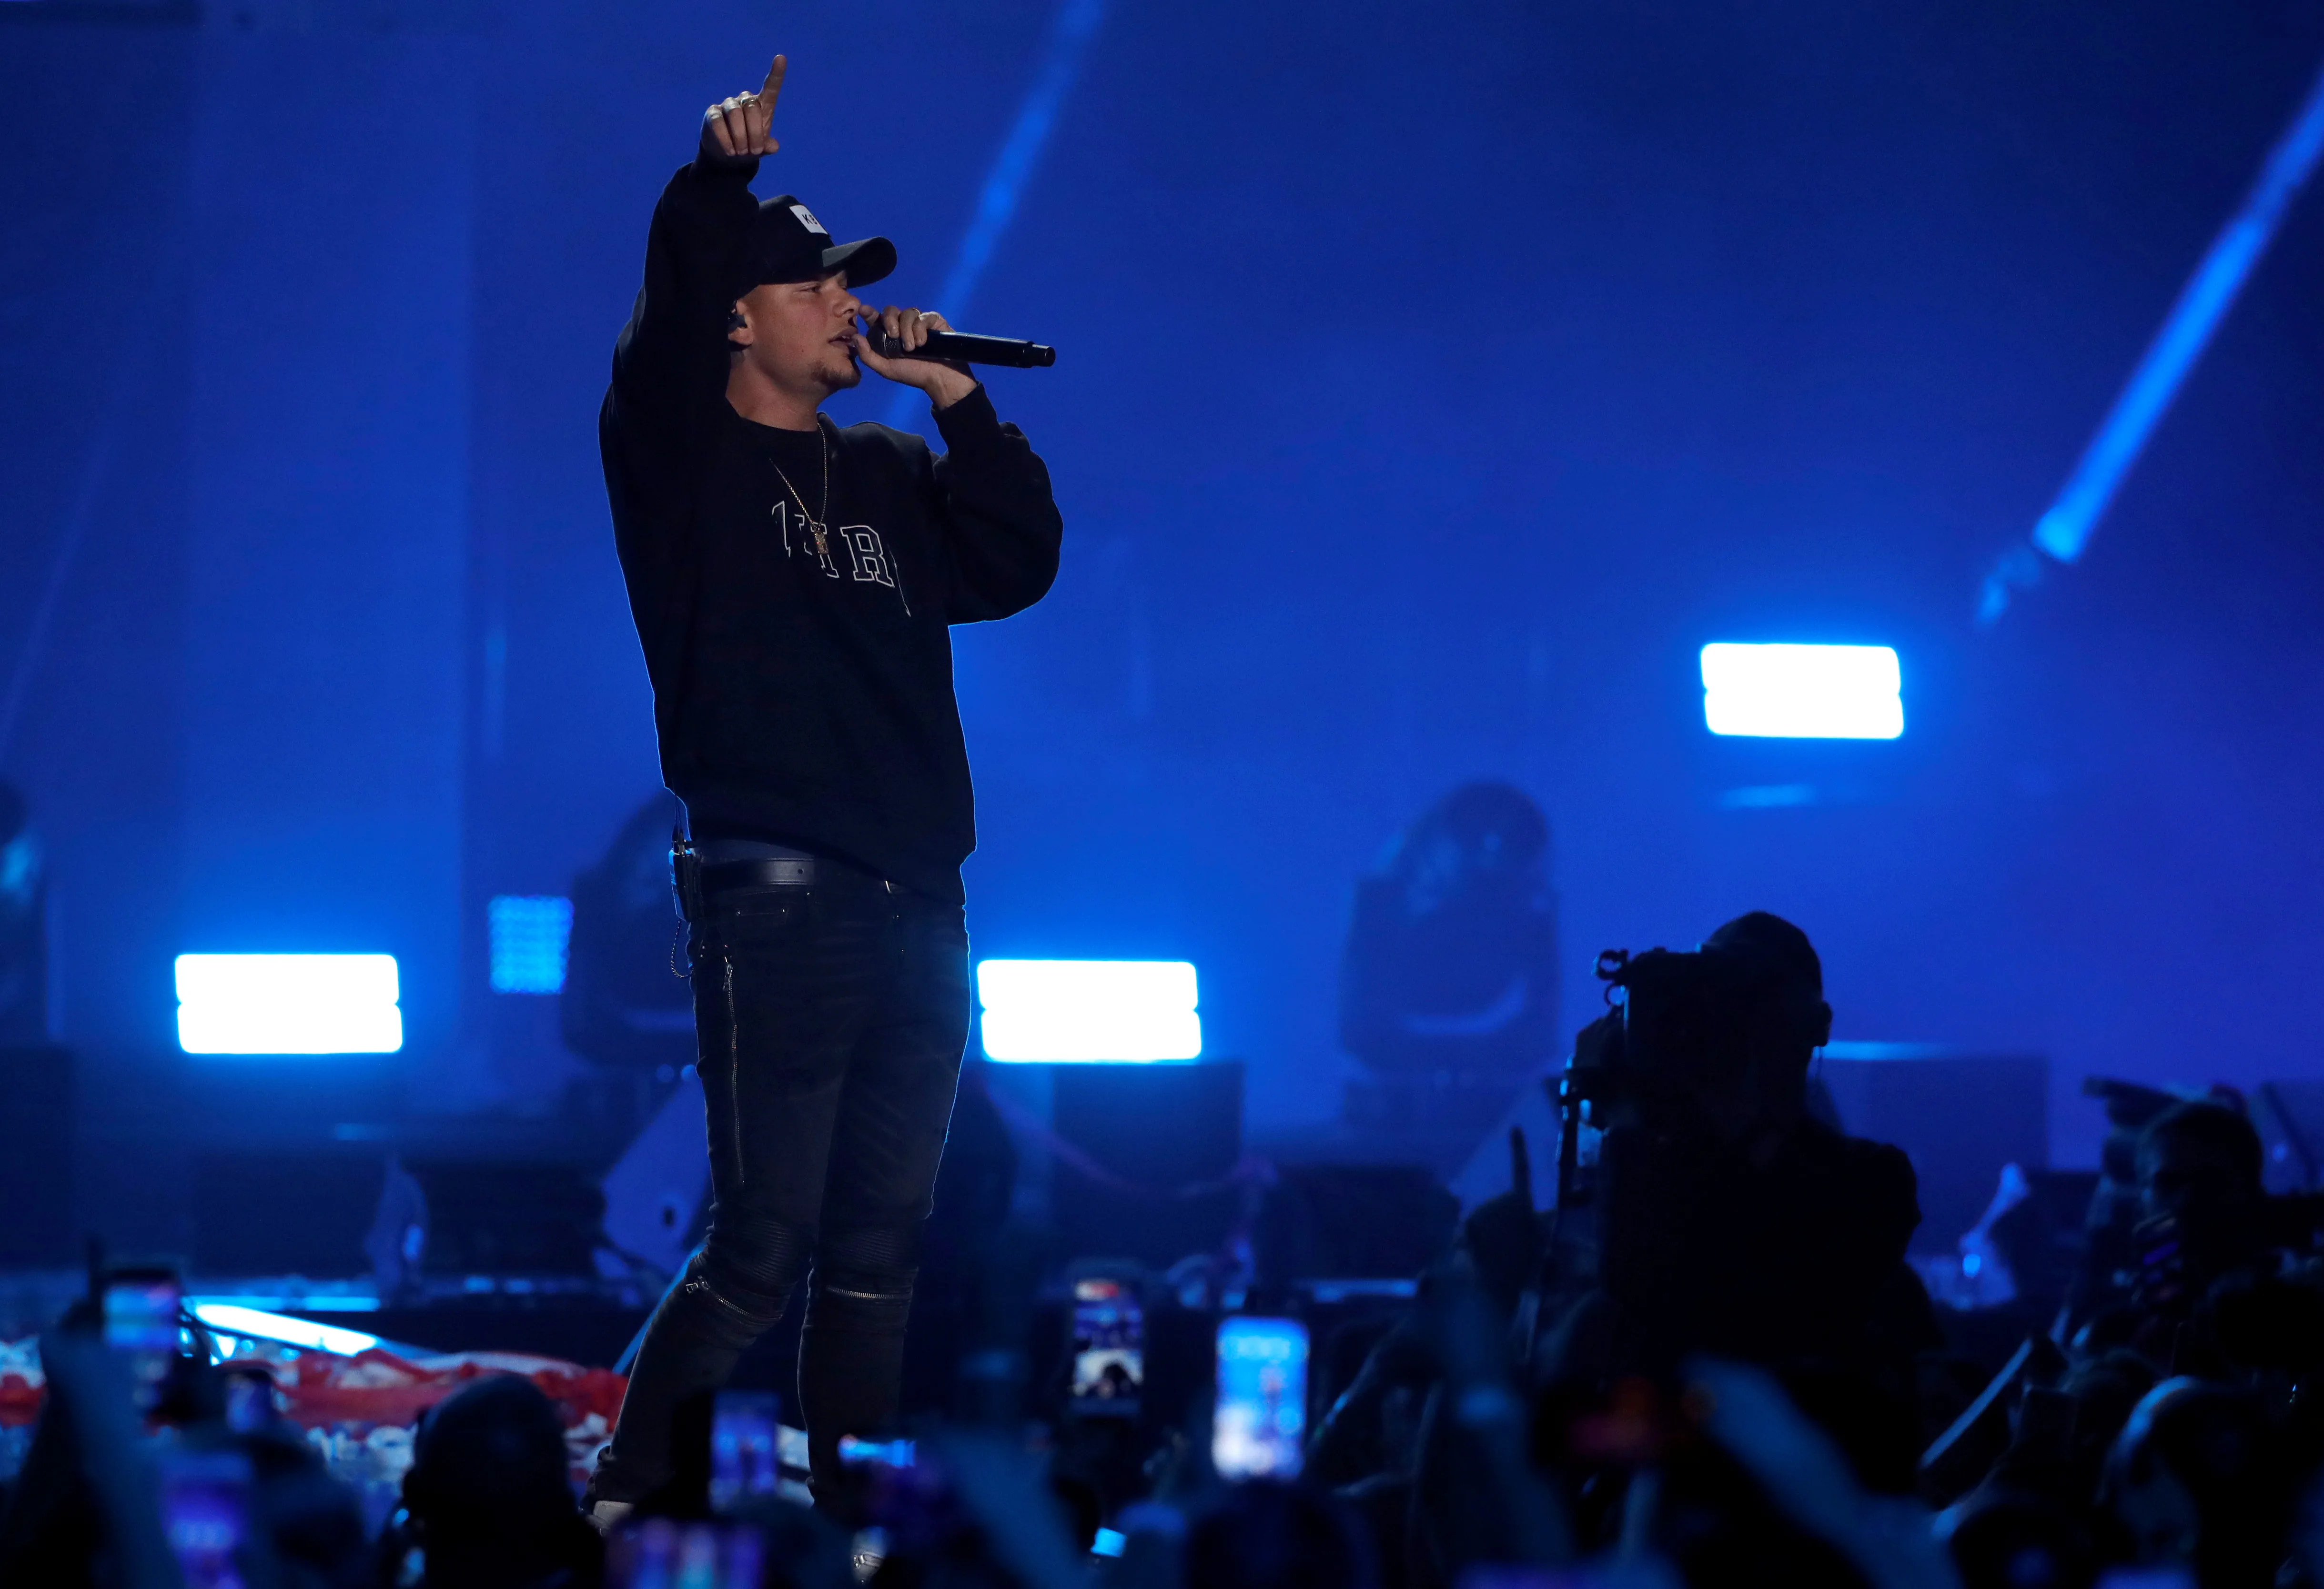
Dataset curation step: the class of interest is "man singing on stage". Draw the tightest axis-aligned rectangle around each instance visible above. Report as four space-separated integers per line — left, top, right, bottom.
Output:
587 50 1063 1518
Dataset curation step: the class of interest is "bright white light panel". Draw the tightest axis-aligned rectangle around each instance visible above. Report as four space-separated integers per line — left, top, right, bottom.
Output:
1701 643 1903 740
175 953 403 1055
488 895 573 994
191 1302 381 1357
976 959 1201 1063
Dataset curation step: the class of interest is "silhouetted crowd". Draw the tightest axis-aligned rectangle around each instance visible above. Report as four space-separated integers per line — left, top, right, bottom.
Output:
7 915 2324 1588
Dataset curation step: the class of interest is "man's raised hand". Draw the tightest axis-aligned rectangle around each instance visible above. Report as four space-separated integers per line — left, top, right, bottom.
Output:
702 54 785 161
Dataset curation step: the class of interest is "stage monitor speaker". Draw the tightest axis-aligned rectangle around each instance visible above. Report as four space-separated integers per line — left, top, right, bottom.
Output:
409 1160 605 1277
1254 1164 1458 1286
1817 1045 2048 1255
0 1045 73 1265
196 1151 606 1279
195 1150 382 1276
1049 1061 1242 1269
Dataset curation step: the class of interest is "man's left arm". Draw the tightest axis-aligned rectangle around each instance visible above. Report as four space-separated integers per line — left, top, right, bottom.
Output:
859 306 1064 622
927 387 1064 621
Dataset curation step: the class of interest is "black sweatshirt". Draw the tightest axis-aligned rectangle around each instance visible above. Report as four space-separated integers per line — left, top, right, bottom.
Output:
601 151 1063 904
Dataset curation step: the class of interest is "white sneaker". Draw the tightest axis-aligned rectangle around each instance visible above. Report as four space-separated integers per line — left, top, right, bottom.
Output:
588 1499 636 1536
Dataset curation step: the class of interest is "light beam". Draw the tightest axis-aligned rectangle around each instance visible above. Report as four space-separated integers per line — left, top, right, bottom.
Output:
881 0 1108 428
1980 56 2324 623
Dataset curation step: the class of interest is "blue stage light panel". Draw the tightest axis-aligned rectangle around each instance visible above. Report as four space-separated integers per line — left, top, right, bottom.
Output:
488 895 573 994
1700 643 1903 740
976 959 1201 1062
175 953 403 1055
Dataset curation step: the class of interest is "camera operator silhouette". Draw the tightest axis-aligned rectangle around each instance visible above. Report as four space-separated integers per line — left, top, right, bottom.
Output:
1540 912 1939 1417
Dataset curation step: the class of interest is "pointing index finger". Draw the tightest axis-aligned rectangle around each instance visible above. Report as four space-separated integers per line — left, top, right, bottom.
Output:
760 53 787 107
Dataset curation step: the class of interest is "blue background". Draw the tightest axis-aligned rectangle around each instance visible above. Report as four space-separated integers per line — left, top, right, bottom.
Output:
3 0 2322 1223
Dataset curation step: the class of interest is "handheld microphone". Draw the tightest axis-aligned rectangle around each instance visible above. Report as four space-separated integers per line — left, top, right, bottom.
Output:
867 329 1056 368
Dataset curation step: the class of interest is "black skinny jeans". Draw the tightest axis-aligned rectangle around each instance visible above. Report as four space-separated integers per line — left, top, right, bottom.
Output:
592 865 970 1501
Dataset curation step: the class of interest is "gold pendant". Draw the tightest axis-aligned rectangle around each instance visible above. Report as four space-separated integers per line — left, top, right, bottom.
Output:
808 521 830 557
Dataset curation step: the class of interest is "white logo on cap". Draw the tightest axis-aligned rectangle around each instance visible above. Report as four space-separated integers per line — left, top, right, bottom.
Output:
789 204 829 236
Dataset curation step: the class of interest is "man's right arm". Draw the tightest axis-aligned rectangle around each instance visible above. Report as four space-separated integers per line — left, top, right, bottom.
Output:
602 57 787 477
603 61 786 677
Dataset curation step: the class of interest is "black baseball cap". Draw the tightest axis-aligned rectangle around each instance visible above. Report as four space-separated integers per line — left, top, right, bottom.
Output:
744 193 895 290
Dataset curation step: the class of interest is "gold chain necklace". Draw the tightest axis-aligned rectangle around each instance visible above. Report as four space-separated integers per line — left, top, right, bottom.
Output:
768 422 830 558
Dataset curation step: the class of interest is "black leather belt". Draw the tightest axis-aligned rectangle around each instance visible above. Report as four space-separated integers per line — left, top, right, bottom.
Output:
702 856 815 893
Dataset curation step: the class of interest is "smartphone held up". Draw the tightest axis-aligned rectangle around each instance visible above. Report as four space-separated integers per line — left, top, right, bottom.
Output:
1212 1315 1308 1481
1070 1277 1144 1416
